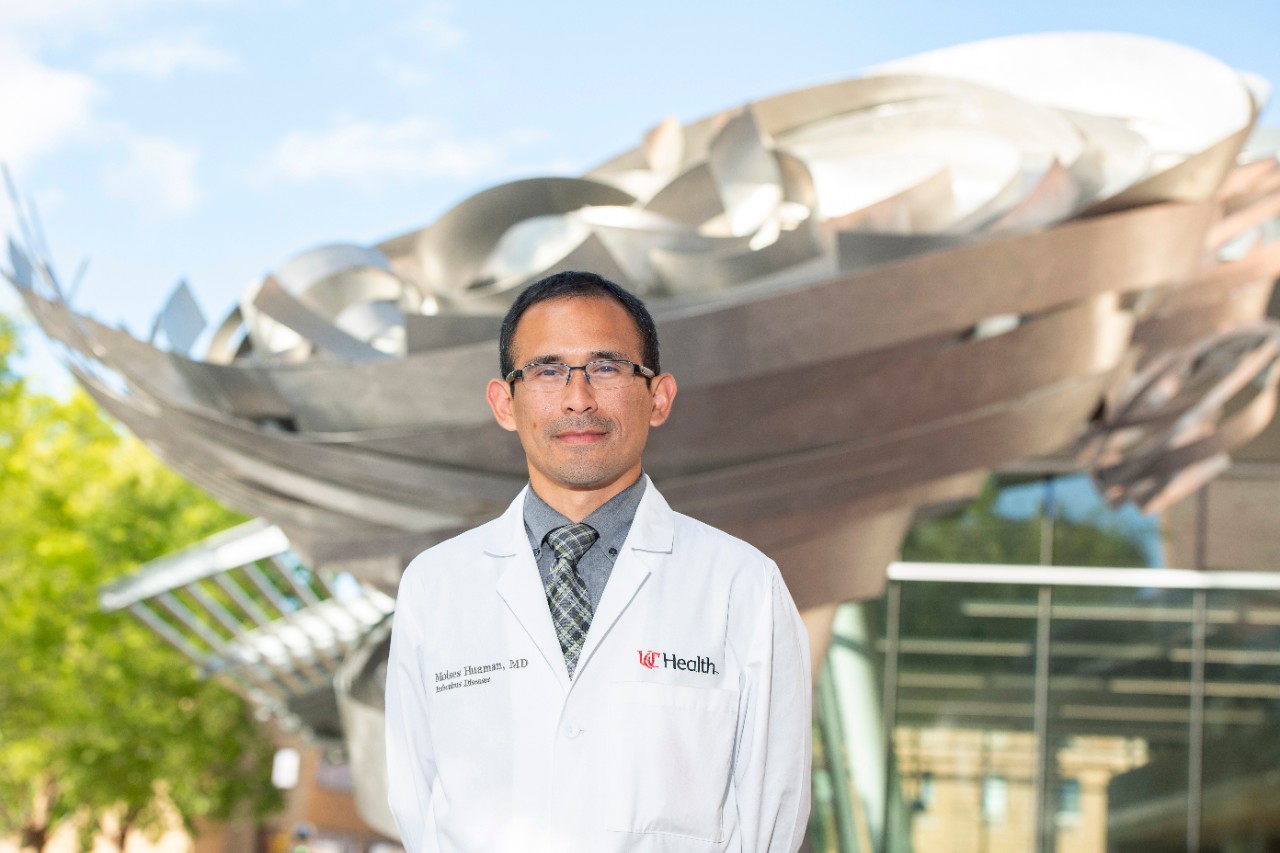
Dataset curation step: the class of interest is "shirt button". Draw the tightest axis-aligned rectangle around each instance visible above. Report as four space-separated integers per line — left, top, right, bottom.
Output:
563 723 580 739
607 547 617 556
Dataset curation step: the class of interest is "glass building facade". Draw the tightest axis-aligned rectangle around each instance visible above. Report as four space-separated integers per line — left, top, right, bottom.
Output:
809 563 1280 853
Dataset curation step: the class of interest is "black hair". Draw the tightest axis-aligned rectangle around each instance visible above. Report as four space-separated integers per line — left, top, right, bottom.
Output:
498 271 660 378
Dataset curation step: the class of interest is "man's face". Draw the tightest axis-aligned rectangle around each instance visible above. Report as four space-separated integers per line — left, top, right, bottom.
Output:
486 296 676 504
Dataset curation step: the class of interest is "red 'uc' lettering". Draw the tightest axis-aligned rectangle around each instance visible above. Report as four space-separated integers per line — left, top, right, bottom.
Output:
638 650 660 669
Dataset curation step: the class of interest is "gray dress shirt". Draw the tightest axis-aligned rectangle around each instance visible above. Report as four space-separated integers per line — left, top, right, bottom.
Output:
523 474 648 610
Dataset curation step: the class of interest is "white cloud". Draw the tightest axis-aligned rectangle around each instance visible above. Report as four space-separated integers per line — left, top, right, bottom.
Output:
0 11 222 218
0 0 159 32
102 128 203 217
408 8 463 49
94 34 237 78
0 0 231 47
0 39 99 172
256 114 545 192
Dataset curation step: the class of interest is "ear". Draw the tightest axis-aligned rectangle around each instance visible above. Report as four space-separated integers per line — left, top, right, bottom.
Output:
486 379 519 432
647 373 678 427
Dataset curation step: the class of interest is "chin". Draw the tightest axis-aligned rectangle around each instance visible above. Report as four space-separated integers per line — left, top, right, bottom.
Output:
552 464 630 490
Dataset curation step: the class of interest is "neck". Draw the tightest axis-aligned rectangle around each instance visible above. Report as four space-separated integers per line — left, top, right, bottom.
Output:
529 469 642 522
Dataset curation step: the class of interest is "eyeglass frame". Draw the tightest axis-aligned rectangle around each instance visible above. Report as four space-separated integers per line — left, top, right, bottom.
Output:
504 358 656 390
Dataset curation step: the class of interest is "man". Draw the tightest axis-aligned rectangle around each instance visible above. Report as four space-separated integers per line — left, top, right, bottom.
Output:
385 271 811 852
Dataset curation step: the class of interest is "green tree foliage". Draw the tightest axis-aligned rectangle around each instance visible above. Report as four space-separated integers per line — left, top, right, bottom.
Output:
0 315 282 851
901 478 1148 568
896 477 1150 644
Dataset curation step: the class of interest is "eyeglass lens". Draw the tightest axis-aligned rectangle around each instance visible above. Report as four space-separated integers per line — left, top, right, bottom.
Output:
522 360 637 390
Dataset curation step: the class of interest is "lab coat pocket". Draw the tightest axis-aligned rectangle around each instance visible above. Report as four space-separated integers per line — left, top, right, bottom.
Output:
602 681 739 842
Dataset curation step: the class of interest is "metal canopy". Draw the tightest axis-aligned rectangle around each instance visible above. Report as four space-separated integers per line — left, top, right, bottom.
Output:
100 519 395 739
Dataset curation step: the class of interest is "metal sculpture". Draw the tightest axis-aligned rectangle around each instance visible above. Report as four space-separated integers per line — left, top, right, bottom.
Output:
12 33 1278 606
7 32 1280 832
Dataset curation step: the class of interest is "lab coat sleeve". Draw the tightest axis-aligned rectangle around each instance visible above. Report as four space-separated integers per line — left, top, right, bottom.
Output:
385 570 437 853
734 566 813 852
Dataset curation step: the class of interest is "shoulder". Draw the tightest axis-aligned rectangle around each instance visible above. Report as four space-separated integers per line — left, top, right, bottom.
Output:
414 519 498 561
642 483 774 570
670 510 764 556
667 509 782 585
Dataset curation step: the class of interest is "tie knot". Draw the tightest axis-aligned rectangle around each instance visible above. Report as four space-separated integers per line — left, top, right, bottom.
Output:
547 522 598 564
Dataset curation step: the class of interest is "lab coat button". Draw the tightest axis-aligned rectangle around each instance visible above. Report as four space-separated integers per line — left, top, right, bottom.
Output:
563 722 580 738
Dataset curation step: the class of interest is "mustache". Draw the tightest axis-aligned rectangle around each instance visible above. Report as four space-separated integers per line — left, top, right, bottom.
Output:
547 415 614 435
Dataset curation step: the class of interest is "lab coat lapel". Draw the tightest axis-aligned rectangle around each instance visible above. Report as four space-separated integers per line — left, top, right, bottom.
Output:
488 489 572 691
577 484 675 675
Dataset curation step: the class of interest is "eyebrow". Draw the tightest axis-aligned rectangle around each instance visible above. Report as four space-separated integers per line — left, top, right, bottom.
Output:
524 350 631 365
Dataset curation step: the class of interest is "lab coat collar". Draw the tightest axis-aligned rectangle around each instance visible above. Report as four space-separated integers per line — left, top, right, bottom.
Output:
576 482 673 678
483 484 532 559
485 480 675 691
481 478 675 557
619 477 676 556
488 487 569 689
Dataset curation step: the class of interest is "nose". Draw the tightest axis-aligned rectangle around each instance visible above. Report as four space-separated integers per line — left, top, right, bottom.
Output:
561 368 597 412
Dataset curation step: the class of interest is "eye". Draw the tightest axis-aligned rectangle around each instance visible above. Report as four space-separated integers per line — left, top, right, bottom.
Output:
529 364 565 379
591 361 625 375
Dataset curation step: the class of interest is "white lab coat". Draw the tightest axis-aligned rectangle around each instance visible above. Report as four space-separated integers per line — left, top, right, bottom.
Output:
385 484 811 853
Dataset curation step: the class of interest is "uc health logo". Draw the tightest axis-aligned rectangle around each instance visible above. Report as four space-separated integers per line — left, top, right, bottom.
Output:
637 649 718 675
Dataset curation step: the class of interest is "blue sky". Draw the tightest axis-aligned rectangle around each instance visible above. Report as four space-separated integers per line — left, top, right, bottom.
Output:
3 0 1279 385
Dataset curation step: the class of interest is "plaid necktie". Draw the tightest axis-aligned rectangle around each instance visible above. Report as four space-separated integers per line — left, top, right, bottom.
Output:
544 522 598 678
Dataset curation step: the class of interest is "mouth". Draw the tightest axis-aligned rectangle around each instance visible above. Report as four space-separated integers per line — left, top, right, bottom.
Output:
549 415 614 446
554 430 608 445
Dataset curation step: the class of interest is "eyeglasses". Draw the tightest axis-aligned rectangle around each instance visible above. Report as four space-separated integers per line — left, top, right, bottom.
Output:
505 359 655 392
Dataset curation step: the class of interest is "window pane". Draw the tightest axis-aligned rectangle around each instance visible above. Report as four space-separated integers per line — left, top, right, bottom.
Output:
1049 584 1191 853
1199 588 1280 850
892 580 1039 852
983 774 1008 822
1057 777 1081 819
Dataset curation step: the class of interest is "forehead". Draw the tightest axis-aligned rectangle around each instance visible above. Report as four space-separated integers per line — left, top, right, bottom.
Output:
510 296 644 361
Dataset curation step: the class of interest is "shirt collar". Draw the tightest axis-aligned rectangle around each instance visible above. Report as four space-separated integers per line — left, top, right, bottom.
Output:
523 474 648 556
